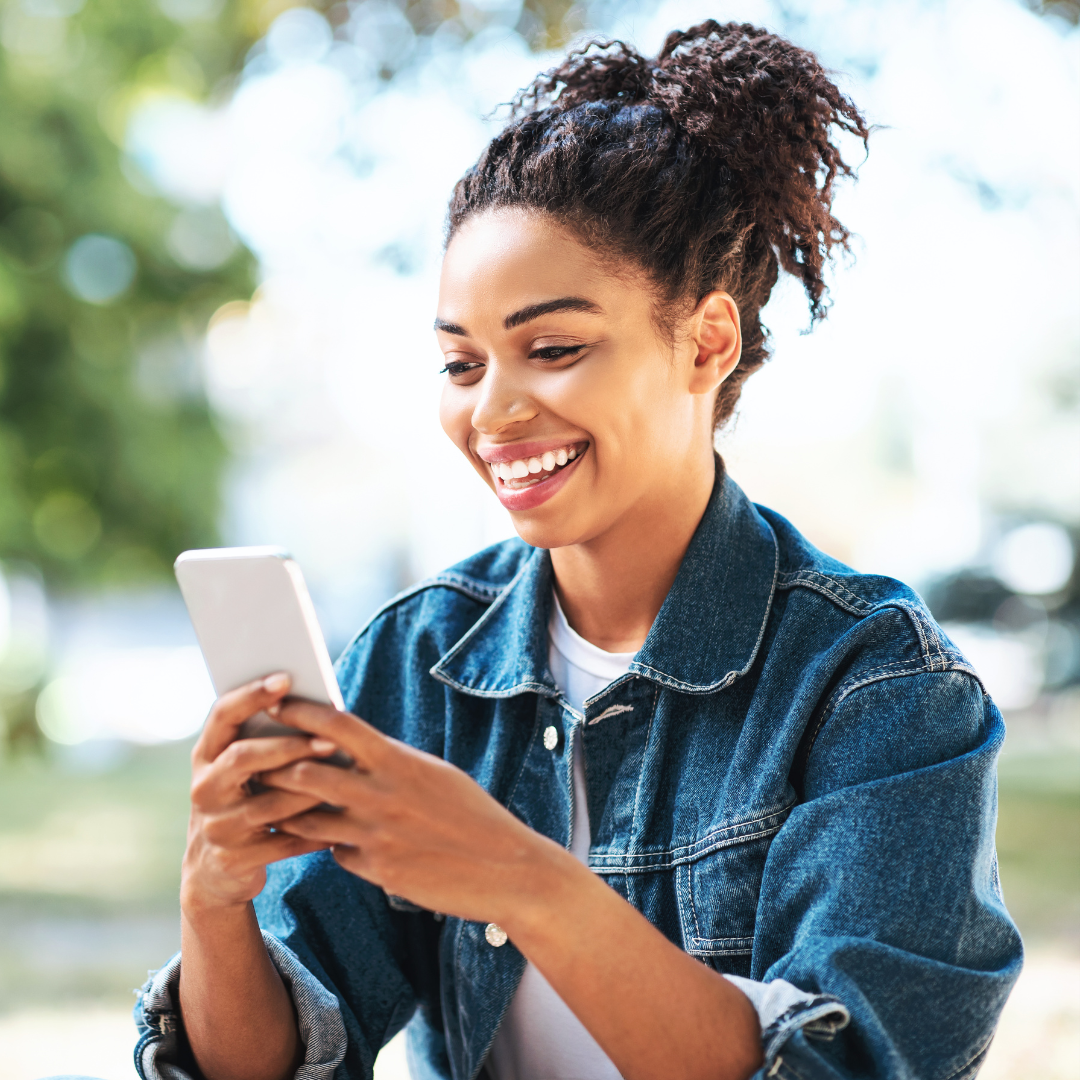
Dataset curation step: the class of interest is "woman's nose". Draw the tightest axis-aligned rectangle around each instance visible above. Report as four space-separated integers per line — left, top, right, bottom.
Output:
470 365 538 434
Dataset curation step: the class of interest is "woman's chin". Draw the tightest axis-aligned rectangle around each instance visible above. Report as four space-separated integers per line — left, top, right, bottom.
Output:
506 502 602 551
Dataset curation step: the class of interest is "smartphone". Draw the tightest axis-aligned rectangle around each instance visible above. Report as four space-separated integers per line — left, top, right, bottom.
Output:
174 546 350 764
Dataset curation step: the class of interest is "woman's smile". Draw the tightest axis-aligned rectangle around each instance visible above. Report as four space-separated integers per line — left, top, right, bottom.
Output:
479 439 589 510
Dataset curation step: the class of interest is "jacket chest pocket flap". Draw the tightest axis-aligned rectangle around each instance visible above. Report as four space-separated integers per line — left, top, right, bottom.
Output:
676 827 777 963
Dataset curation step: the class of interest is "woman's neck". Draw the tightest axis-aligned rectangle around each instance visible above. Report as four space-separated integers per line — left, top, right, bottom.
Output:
550 455 717 654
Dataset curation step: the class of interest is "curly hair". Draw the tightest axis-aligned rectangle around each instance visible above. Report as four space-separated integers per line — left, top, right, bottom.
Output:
446 21 870 428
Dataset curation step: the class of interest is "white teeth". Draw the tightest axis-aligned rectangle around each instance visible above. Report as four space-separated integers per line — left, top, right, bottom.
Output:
491 445 584 484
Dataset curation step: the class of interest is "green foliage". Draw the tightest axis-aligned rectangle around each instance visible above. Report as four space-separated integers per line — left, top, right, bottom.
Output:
0 0 258 588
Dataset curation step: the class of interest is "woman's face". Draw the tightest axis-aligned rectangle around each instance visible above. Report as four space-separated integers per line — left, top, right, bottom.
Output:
437 209 731 551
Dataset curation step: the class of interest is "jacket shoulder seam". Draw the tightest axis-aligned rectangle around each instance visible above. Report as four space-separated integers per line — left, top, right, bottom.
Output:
776 568 874 615
804 661 985 765
341 573 512 655
778 571 960 673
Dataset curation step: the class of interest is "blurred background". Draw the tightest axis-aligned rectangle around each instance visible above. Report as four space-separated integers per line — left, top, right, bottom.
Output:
0 0 1076 1076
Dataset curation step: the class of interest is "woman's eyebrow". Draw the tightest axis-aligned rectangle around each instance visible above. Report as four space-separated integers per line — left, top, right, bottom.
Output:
434 318 467 335
504 296 602 329
433 297 602 337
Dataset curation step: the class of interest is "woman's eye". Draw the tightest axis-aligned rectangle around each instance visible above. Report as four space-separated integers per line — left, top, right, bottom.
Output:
531 345 585 362
440 361 483 376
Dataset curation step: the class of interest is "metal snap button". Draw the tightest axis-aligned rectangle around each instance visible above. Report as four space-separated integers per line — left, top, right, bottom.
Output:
543 725 558 751
485 922 508 947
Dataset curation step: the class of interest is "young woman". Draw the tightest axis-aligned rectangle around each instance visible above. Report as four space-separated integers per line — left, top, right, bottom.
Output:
136 21 1022 1080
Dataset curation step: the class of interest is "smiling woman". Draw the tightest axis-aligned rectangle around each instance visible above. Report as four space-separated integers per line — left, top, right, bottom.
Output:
135 20 1021 1080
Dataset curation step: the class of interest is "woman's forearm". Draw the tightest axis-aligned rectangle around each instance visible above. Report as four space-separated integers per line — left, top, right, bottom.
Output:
179 900 303 1080
501 850 763 1080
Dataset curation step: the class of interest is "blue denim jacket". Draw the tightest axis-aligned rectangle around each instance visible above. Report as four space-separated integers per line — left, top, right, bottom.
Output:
136 465 1022 1080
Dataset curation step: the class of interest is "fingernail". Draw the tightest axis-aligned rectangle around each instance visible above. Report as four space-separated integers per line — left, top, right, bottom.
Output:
264 673 290 693
267 702 281 718
310 738 336 753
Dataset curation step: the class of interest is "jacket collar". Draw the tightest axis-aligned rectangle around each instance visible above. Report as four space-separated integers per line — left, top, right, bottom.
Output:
430 459 778 698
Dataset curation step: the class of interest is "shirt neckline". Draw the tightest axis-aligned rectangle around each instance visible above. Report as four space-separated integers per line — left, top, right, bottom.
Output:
548 589 637 683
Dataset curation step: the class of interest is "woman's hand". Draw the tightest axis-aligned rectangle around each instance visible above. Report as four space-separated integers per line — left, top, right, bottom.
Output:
259 699 574 925
181 674 339 914
260 701 761 1080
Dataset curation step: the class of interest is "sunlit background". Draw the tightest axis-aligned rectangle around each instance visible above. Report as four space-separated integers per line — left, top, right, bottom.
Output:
0 0 1077 1076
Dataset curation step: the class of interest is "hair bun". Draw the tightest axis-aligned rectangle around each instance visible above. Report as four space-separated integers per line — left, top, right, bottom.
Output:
454 21 870 428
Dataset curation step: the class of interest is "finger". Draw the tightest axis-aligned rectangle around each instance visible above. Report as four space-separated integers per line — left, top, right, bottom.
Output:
198 791 324 848
248 833 331 865
242 788 328 829
276 808 365 847
221 735 340 784
225 832 331 870
191 736 340 811
260 758 364 806
330 844 374 881
195 673 292 763
275 700 387 770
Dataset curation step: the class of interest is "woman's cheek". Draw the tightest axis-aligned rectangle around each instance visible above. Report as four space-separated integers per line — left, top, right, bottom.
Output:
438 382 472 454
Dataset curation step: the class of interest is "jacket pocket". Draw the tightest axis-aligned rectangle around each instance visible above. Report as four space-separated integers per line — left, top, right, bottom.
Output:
676 830 775 960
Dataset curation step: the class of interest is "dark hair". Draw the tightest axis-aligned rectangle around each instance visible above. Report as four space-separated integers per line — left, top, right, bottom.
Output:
447 21 870 428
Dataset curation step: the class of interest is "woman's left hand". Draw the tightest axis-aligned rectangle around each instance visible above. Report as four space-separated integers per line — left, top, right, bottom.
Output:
263 700 763 1080
259 700 576 925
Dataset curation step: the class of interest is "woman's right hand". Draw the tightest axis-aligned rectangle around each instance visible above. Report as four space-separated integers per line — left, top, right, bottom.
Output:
181 672 337 914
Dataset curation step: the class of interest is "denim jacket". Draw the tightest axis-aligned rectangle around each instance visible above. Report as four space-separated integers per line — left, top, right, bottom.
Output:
136 464 1022 1080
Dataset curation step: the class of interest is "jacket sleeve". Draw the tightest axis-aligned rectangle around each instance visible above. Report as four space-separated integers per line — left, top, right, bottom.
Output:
134 930 347 1080
748 669 1022 1080
252 849 447 1078
133 851 446 1080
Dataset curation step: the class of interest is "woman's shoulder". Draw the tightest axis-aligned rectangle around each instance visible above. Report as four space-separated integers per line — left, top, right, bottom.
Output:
755 502 981 689
335 537 534 674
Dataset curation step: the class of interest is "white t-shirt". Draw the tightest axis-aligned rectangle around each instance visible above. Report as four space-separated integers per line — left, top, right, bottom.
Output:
485 593 816 1080
486 591 634 1080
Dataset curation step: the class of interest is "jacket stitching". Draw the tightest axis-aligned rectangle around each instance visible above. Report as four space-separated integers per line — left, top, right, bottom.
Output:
687 943 754 956
430 673 559 700
802 662 982 767
429 554 537 676
832 660 983 711
676 862 692 949
775 581 965 681
900 600 933 670
590 804 793 870
776 1056 808 1080
687 865 758 953
348 570 516 655
943 1028 996 1080
689 833 703 942
627 664 741 694
594 799 794 859
626 685 660 857
504 705 545 816
803 660 929 762
776 570 872 614
625 518 779 694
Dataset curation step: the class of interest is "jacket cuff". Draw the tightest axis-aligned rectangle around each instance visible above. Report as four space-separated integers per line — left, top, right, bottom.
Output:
724 974 850 1071
134 931 347 1080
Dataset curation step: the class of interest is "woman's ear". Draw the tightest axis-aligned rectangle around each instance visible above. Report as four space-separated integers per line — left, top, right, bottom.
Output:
689 291 741 395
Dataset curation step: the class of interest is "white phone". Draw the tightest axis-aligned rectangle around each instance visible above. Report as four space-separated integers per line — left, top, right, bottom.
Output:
174 546 349 760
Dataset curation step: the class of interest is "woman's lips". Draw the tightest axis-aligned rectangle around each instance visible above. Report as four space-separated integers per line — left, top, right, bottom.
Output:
489 444 588 511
